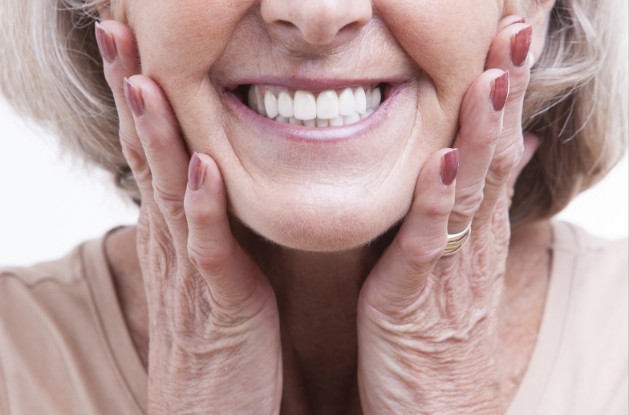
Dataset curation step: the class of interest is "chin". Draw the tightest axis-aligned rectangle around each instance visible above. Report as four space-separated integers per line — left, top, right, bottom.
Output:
231 193 410 252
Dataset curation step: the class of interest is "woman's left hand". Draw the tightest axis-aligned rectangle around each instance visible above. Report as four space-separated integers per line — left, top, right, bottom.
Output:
357 17 538 414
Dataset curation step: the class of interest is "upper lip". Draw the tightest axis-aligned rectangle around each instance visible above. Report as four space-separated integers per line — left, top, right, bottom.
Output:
223 76 408 92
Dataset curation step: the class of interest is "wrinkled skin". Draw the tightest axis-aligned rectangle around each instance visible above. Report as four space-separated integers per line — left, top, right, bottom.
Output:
97 0 553 413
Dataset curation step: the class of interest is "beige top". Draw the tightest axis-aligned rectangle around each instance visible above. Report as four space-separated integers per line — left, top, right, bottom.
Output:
0 221 627 415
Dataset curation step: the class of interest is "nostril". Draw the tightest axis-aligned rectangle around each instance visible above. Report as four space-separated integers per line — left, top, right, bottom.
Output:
261 0 372 47
276 20 297 30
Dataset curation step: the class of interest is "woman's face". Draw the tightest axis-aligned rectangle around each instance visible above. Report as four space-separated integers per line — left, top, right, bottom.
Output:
122 0 524 251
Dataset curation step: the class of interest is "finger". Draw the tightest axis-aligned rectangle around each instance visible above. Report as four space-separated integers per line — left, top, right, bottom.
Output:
485 21 532 143
506 133 541 192
95 21 145 171
363 148 458 309
124 75 191 249
184 153 272 315
481 22 533 217
447 69 508 233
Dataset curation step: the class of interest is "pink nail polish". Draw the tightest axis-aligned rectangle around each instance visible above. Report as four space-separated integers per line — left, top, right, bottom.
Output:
441 149 459 186
124 78 145 117
511 25 533 67
95 22 117 64
188 153 206 191
490 71 510 112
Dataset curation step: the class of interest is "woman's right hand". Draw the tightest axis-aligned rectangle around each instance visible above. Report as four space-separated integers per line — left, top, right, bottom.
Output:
95 21 282 414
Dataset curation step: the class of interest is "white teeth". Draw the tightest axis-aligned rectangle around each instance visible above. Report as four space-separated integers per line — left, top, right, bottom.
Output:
338 88 356 116
247 85 384 128
293 90 317 120
316 90 339 120
330 116 344 127
354 87 367 114
316 119 329 127
370 87 381 110
278 90 294 118
343 112 361 125
264 90 279 119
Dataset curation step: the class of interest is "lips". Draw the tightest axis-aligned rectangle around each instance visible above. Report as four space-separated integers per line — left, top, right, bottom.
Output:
244 85 384 127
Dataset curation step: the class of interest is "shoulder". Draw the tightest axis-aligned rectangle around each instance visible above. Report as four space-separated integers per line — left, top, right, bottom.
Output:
0 244 86 288
0 236 146 414
0 242 92 326
509 222 628 415
542 221 627 414
0 241 97 356
551 220 627 286
550 220 627 339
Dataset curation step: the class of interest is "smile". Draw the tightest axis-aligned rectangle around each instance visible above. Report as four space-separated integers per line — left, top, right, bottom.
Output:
223 79 407 143
243 84 384 127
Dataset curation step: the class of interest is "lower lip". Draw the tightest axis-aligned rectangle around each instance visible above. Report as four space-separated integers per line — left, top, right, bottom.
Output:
223 84 407 143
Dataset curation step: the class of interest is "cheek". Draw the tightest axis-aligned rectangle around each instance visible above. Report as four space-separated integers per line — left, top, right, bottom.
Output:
129 1 255 86
377 0 500 105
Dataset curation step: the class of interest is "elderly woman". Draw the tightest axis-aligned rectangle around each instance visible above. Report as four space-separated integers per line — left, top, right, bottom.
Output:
0 0 627 413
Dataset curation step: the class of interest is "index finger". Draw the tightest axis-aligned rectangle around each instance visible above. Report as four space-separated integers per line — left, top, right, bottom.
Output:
95 20 145 168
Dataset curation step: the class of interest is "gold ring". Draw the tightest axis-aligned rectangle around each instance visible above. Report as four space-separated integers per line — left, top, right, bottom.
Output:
443 223 472 256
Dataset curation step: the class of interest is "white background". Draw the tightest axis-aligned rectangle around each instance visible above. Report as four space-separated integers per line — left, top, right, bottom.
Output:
1 97 627 267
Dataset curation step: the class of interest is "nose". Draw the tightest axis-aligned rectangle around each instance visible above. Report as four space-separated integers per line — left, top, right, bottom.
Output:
261 0 372 46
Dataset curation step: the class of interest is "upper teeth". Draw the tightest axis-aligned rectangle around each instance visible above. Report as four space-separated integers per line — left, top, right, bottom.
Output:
247 85 382 127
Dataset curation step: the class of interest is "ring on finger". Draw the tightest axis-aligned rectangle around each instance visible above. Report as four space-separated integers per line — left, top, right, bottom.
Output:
443 222 472 257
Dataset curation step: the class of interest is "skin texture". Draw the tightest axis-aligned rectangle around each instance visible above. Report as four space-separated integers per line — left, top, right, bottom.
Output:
108 0 546 251
97 0 556 413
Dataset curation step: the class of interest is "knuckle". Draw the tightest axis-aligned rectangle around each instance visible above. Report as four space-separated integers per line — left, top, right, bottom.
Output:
185 196 216 224
134 166 153 192
153 186 184 219
119 129 141 155
140 129 170 155
187 238 233 273
453 189 484 219
422 199 453 218
491 144 523 178
395 234 444 269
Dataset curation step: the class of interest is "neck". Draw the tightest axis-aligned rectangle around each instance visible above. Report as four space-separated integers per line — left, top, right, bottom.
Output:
233 220 394 413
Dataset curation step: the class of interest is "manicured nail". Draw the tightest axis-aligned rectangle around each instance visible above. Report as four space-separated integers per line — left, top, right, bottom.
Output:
511 25 532 67
124 78 145 117
188 153 206 191
441 149 459 186
490 71 510 112
95 22 117 64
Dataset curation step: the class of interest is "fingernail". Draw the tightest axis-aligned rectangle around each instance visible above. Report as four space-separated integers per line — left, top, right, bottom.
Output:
441 149 459 186
490 71 510 112
511 25 533 67
188 153 206 191
124 78 145 117
95 22 117 64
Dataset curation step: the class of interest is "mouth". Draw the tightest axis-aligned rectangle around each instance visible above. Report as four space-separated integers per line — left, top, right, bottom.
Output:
231 84 389 128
